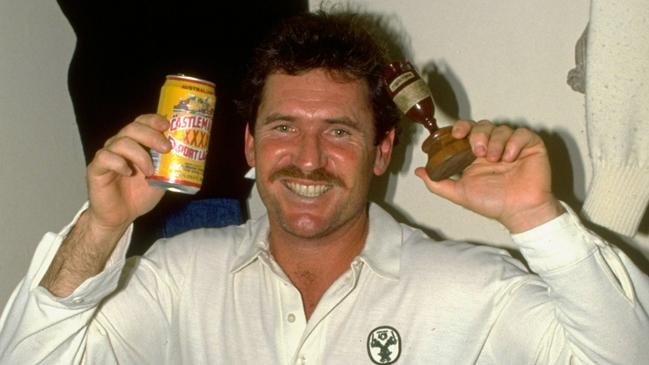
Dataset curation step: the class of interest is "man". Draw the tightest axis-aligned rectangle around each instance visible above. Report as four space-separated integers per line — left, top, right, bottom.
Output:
1 10 648 364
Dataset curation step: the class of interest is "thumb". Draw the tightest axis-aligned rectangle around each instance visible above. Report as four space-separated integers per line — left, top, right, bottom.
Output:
415 167 463 206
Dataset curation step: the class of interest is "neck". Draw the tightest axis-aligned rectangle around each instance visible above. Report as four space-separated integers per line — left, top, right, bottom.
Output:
268 211 369 319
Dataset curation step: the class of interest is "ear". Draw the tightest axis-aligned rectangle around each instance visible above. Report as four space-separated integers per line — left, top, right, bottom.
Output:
373 128 395 176
244 123 256 167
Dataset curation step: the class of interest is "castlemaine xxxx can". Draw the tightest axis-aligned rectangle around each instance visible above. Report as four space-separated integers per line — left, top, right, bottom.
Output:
147 74 216 194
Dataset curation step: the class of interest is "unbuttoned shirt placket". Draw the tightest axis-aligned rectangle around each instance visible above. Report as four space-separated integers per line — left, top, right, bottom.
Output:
258 251 364 365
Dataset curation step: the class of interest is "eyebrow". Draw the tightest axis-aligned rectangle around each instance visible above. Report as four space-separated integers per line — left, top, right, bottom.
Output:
262 113 296 125
261 113 362 130
324 117 361 131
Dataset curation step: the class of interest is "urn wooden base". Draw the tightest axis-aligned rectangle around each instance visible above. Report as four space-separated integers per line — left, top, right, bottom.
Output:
422 126 476 181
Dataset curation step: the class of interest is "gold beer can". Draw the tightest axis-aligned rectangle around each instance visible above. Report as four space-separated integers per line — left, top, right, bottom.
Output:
147 74 216 194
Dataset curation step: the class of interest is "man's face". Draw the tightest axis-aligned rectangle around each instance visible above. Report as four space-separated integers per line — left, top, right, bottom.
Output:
245 69 394 240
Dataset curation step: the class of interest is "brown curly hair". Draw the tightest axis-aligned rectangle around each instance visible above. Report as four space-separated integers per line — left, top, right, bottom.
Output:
238 10 400 145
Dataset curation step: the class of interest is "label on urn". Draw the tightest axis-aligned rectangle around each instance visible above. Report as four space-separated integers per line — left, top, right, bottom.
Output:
391 78 433 115
388 71 416 92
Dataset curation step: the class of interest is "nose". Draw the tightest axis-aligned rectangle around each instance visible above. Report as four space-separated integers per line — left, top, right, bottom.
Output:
294 133 325 172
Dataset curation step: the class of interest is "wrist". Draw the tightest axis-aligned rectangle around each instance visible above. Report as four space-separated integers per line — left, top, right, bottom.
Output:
84 209 131 243
502 198 565 233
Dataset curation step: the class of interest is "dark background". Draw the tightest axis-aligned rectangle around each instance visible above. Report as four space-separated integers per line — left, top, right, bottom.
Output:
57 0 308 253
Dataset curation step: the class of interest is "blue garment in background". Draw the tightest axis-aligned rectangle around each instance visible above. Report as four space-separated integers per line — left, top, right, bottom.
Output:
162 198 243 238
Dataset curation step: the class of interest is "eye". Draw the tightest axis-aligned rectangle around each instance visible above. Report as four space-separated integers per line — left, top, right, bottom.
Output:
331 128 351 137
273 124 293 133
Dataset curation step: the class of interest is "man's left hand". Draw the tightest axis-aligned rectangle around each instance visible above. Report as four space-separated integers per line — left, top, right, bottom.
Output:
415 120 564 233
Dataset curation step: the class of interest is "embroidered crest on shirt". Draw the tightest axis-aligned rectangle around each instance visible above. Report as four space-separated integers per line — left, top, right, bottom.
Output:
367 326 401 364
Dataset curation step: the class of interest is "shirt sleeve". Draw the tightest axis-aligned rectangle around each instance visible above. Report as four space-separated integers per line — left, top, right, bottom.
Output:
580 0 649 237
491 204 649 364
0 203 133 364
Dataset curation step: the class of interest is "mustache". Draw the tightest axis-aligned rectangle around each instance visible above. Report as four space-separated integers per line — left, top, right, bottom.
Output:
269 165 345 187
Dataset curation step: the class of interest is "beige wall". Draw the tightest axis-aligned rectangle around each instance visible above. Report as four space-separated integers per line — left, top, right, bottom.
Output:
0 2 86 312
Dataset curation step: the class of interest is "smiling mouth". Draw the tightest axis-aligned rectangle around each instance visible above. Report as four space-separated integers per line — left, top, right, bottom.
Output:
284 181 332 198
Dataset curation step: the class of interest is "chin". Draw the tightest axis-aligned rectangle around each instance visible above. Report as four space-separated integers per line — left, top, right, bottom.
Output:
281 215 333 239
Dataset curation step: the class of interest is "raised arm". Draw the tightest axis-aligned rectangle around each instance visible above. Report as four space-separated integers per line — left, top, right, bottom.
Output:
40 114 171 297
0 114 174 364
416 119 564 233
416 120 649 363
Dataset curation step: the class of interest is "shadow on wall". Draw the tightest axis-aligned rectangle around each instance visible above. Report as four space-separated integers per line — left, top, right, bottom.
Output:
422 61 472 121
640 212 649 235
370 56 474 242
539 129 584 210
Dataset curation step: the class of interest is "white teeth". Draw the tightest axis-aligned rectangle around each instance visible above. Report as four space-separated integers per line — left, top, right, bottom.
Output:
285 181 331 198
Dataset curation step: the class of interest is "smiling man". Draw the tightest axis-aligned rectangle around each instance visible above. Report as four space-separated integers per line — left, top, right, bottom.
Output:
1 10 648 365
245 69 394 318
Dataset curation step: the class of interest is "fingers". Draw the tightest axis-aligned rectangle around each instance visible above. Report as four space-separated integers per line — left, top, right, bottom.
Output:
452 119 540 163
90 148 136 177
136 113 171 132
93 137 156 177
90 114 171 178
415 167 462 205
450 120 474 139
105 114 171 152
502 127 541 161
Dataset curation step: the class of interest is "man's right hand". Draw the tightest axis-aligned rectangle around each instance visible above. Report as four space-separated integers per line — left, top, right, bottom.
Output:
86 114 171 235
40 114 171 297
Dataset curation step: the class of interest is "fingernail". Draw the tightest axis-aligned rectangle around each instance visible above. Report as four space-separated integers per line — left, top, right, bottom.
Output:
157 117 169 129
160 139 171 151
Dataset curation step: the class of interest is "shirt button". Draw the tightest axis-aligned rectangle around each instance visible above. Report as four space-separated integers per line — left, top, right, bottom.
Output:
287 313 296 323
71 297 84 305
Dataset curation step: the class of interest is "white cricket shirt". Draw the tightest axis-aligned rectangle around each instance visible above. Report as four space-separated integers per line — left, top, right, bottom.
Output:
1 203 648 364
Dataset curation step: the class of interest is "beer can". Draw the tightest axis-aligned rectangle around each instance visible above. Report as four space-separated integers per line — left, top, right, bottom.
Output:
147 74 216 194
